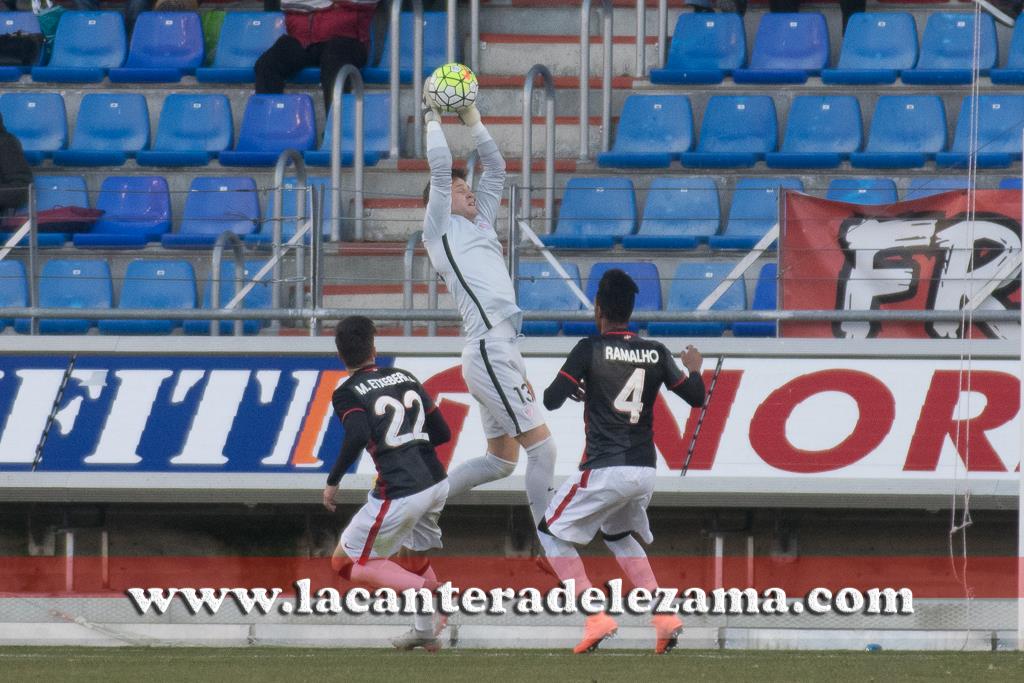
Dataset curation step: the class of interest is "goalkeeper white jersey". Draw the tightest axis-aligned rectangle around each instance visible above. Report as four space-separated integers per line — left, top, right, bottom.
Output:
422 121 521 342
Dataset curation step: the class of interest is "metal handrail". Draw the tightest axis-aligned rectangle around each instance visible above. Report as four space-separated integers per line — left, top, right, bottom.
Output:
402 230 422 336
657 0 668 69
446 0 457 63
310 183 325 336
470 0 480 72
27 183 38 335
465 149 479 189
329 64 365 241
521 64 556 233
388 0 425 159
271 150 308 331
210 231 245 338
635 0 645 78
579 0 613 160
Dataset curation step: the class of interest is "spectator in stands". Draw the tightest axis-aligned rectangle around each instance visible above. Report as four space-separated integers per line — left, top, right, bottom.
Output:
73 0 155 36
254 0 379 110
0 113 32 212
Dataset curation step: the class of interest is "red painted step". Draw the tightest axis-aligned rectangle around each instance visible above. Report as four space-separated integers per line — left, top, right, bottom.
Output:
364 197 549 209
480 32 659 45
396 158 578 173
478 74 636 90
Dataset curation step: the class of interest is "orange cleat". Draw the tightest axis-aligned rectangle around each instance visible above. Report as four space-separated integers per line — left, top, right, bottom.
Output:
652 614 683 654
573 612 618 654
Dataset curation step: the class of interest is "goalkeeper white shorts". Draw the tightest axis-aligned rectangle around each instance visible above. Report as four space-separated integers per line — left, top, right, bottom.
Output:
461 335 545 439
339 479 449 564
543 466 655 546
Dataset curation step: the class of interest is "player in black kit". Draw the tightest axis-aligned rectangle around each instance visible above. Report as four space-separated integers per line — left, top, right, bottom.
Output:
324 316 451 652
539 269 705 655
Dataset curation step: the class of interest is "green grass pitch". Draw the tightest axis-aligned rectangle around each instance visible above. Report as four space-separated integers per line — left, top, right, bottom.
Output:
1 647 1023 682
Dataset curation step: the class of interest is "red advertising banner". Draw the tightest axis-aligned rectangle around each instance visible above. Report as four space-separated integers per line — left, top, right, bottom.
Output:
780 190 1021 338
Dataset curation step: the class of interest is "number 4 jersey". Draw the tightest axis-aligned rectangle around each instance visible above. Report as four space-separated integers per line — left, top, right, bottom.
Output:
544 331 705 470
331 365 448 500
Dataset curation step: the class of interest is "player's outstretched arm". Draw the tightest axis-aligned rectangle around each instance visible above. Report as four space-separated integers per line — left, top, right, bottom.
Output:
664 345 706 408
323 410 371 511
423 405 451 446
462 104 506 228
424 89 453 241
543 339 591 410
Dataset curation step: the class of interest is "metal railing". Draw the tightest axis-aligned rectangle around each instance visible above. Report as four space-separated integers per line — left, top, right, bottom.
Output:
657 0 668 69
634 0 645 78
402 229 440 336
521 64 556 234
329 65 365 241
210 232 245 337
388 0 425 159
579 0 613 160
270 150 308 331
470 0 480 72
446 0 457 64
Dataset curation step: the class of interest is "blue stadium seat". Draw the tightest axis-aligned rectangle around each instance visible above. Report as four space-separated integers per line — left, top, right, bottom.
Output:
1 175 89 247
733 262 778 338
0 92 67 164
766 95 862 168
108 11 204 83
31 11 126 82
649 262 746 337
184 260 270 336
850 95 946 169
195 12 285 83
596 95 693 168
517 260 583 336
0 260 27 329
73 176 171 248
936 95 1024 168
621 177 719 250
902 13 997 85
15 259 112 334
709 177 803 250
681 96 777 168
99 260 195 335
649 13 745 84
999 178 1022 190
52 93 149 167
304 93 390 167
219 94 316 166
991 20 1024 84
563 262 661 337
35 175 89 211
247 176 335 244
826 178 898 205
905 177 969 201
363 11 448 83
161 177 259 248
0 12 42 80
541 178 636 249
733 13 829 84
136 94 233 167
821 12 918 85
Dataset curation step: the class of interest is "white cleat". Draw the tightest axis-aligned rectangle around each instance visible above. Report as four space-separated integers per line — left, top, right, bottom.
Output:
391 628 441 652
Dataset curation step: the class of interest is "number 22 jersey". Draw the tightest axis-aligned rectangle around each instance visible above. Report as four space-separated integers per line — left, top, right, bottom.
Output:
551 331 706 471
332 366 447 499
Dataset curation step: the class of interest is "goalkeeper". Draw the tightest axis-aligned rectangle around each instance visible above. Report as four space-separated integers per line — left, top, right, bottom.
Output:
419 86 557 531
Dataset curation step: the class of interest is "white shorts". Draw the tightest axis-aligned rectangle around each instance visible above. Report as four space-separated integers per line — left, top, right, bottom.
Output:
543 466 656 546
339 479 449 564
462 335 545 439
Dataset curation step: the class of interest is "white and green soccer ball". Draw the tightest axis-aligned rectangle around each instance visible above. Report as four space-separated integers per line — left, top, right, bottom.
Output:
426 62 479 113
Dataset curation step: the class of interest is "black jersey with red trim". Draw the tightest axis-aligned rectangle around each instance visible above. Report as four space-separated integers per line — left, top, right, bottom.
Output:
331 366 447 499
548 331 705 470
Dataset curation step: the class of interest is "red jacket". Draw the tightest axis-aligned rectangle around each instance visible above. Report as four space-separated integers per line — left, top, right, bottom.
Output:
284 1 377 49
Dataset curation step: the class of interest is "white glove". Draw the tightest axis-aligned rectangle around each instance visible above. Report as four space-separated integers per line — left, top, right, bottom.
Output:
422 81 442 125
458 103 481 127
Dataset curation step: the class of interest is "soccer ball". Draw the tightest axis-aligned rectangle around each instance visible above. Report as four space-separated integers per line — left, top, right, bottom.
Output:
426 63 479 113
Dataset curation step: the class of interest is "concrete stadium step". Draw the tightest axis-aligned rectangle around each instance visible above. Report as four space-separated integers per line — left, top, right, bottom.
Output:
405 115 609 158
479 0 687 37
478 32 661 77
360 196 551 241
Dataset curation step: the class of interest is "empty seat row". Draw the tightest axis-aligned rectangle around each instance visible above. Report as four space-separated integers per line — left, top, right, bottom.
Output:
0 258 270 335
541 176 1017 251
598 93 1024 170
1 175 332 249
0 10 448 84
652 12 1016 86
0 92 389 168
517 260 778 338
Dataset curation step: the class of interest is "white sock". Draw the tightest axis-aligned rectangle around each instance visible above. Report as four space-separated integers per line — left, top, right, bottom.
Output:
413 595 435 633
538 531 593 595
604 534 658 592
446 452 516 498
524 436 557 526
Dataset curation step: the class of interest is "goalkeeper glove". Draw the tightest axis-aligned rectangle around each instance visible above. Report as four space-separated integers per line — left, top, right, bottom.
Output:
422 82 442 125
458 104 481 127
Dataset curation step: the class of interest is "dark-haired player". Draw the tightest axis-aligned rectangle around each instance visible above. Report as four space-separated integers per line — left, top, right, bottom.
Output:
325 316 452 651
540 269 705 655
419 93 558 531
